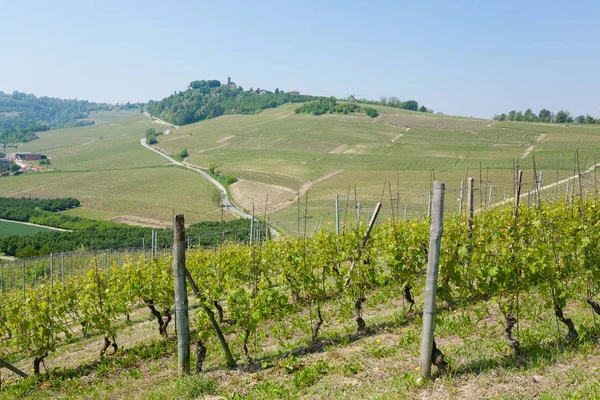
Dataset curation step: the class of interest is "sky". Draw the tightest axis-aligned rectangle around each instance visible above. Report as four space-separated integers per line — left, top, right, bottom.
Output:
1 0 598 118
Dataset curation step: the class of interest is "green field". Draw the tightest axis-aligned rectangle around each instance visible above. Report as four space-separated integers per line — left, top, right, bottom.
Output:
0 220 55 237
0 110 225 225
2 105 600 234
155 103 600 233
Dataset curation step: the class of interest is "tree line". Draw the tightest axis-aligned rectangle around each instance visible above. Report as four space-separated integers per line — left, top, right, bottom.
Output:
146 80 315 126
356 96 431 113
0 197 250 257
493 108 599 124
0 197 80 221
294 98 380 118
0 91 112 143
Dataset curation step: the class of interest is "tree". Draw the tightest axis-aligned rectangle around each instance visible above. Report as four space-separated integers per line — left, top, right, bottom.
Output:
364 107 379 118
418 105 427 113
524 108 536 122
275 88 280 94
539 109 552 121
575 115 586 124
585 114 596 124
508 110 517 121
555 110 570 124
179 149 189 159
516 111 524 121
146 128 157 136
10 164 19 173
212 188 222 208
403 100 419 111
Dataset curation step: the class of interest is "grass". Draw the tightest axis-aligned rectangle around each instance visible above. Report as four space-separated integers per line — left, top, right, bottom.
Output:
152 103 600 234
0 110 225 225
0 220 55 237
2 103 600 232
3 281 600 399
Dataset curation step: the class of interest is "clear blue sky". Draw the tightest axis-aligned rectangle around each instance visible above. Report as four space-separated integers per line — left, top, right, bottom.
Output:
1 0 598 118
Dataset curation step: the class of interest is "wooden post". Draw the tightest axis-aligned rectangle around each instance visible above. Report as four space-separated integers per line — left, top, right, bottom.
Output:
173 215 190 375
250 207 254 244
355 202 361 229
344 203 382 287
50 253 53 292
419 181 445 379
142 237 146 264
427 192 431 218
61 253 65 288
335 194 340 235
488 185 493 209
514 170 523 219
466 178 474 232
536 172 543 209
22 260 25 300
458 180 464 215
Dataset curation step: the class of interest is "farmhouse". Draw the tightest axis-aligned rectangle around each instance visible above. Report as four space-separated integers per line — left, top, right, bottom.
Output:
291 90 300 95
15 152 47 161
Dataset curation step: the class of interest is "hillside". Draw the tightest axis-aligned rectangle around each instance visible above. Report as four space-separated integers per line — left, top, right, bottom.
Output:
152 102 600 233
0 91 116 143
0 110 227 226
146 80 315 126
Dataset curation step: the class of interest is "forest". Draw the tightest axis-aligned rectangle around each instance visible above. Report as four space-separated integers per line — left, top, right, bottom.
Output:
146 80 315 126
0 91 111 143
0 197 250 257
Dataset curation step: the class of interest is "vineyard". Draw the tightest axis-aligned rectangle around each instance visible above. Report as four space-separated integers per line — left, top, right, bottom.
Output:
3 180 600 398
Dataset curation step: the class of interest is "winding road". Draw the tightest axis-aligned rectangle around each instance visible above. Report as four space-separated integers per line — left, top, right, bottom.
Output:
140 137 280 238
140 138 250 219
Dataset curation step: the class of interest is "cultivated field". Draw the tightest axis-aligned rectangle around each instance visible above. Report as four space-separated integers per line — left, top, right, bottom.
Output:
0 110 225 225
0 220 54 237
3 105 600 233
155 104 600 233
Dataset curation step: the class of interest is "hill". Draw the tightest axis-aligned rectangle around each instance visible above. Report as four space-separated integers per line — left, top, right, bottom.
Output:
0 110 227 226
146 79 315 126
152 102 600 234
0 91 117 143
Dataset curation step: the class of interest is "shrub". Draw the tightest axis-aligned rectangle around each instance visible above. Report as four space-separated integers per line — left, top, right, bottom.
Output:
364 107 379 118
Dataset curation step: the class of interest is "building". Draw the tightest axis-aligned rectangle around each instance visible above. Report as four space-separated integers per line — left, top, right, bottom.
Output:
223 77 237 89
15 153 46 161
259 89 273 95
291 90 300 95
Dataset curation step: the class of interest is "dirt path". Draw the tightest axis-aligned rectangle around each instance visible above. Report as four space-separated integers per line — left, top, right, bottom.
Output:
298 169 343 196
391 133 404 143
0 218 71 232
144 112 179 129
520 133 546 159
265 169 344 213
139 138 280 238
